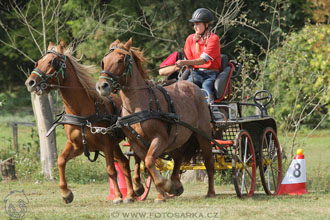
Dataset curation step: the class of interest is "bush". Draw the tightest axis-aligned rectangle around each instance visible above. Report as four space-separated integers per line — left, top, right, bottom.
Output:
263 24 330 131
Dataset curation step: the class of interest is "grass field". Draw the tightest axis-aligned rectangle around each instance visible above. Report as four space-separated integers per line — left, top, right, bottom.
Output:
0 113 330 219
1 180 330 220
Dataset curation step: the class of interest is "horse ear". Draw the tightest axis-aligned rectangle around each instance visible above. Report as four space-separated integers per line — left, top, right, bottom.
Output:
109 39 120 50
124 37 132 49
48 41 54 50
60 39 66 48
58 39 66 53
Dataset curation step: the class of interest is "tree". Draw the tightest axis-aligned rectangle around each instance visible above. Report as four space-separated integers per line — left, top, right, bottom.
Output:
0 0 109 179
264 24 330 157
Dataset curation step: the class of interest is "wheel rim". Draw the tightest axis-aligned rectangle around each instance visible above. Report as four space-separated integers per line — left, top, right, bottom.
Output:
233 130 256 198
259 127 282 195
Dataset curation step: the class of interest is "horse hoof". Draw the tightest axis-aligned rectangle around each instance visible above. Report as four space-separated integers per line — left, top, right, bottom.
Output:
124 197 135 203
134 186 145 197
154 198 166 203
168 183 176 195
175 185 184 196
62 191 74 204
113 198 123 204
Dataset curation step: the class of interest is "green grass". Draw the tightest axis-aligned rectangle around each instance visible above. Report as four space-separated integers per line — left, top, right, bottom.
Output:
0 181 329 220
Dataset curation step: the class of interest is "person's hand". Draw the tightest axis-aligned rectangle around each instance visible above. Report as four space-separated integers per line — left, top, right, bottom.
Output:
175 60 185 67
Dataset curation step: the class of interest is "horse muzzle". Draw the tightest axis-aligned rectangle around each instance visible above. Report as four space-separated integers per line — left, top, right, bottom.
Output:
25 78 47 95
96 80 113 97
25 78 38 93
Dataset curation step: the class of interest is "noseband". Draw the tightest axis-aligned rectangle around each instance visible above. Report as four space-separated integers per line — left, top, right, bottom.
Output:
100 45 132 93
31 50 66 89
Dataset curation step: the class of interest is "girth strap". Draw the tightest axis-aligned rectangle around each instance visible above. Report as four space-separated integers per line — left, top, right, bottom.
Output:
156 85 178 146
81 125 99 162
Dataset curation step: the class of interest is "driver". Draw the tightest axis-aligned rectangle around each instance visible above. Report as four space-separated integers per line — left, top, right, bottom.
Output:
175 8 221 103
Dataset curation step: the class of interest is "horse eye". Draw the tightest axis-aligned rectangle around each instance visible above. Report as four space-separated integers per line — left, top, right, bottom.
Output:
118 59 123 64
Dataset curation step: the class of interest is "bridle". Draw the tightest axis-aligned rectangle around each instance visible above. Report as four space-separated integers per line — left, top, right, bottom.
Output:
100 45 133 93
31 50 66 90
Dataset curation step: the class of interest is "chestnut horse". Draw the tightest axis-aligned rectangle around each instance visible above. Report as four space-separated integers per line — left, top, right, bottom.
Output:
25 40 137 204
96 38 215 202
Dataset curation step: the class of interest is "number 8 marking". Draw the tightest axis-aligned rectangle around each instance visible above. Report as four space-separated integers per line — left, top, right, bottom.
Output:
293 163 301 178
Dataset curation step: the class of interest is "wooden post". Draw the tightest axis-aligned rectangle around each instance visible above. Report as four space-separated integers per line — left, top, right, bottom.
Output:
10 123 18 153
8 122 35 154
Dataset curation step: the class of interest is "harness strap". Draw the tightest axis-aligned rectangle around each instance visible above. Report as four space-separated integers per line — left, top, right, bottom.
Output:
46 100 120 162
126 124 150 149
81 125 99 162
117 109 225 151
116 110 180 149
156 85 179 145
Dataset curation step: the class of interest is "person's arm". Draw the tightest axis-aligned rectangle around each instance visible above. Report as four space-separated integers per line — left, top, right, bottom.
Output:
175 58 206 67
159 66 180 76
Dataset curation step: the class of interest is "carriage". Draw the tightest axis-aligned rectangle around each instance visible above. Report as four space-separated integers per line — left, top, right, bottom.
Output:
122 54 282 199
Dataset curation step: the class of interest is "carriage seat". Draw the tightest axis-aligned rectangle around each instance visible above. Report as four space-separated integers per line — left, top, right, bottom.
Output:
214 54 231 100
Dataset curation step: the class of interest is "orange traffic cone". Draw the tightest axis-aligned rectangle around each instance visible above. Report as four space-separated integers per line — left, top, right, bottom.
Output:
107 161 127 200
277 149 308 195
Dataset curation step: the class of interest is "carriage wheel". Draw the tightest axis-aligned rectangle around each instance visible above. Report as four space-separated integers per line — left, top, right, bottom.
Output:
259 127 282 195
127 154 152 201
232 130 256 198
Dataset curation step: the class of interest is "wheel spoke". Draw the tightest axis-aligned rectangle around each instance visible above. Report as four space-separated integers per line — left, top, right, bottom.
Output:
244 177 249 194
236 154 244 164
243 136 248 163
270 165 277 190
245 167 253 180
267 133 272 153
241 170 246 194
245 154 253 163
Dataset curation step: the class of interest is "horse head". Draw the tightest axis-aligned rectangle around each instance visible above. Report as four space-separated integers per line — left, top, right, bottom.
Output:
25 40 67 95
96 38 135 96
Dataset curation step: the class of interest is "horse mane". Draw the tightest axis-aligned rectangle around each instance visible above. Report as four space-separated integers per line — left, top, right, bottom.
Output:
110 41 149 80
56 47 105 102
130 47 149 80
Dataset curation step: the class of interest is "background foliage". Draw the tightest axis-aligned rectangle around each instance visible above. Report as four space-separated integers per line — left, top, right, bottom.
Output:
0 0 329 182
265 24 330 131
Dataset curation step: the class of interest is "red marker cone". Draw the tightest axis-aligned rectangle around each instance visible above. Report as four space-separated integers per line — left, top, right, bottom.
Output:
277 149 308 195
107 161 127 200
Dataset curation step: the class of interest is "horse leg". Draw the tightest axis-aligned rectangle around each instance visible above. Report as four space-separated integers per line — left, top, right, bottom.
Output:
104 144 123 204
144 139 175 202
197 135 216 197
58 141 83 204
170 155 184 196
132 154 145 196
113 143 135 203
